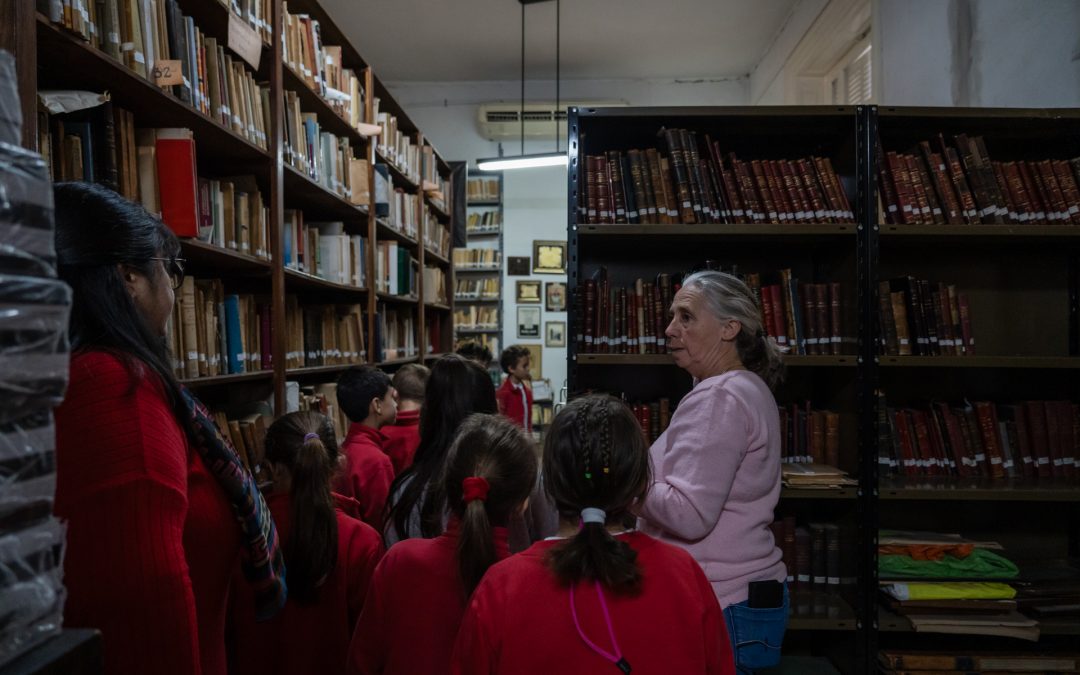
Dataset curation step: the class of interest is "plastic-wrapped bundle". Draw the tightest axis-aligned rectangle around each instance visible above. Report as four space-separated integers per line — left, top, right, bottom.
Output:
0 51 21 147
0 519 66 665
0 275 71 425
0 141 56 278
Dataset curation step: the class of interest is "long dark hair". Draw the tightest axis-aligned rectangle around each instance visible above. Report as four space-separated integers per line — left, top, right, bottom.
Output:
444 414 537 595
53 182 188 426
264 411 339 604
385 354 497 540
543 394 651 594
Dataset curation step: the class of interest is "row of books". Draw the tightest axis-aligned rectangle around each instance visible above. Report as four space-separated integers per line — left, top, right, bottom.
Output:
454 306 499 330
577 271 675 354
283 213 366 287
878 133 1080 225
292 381 348 441
381 186 420 240
770 516 854 590
455 277 500 300
467 177 501 203
212 410 268 475
747 273 854 356
423 210 452 258
423 267 447 304
375 109 420 186
169 277 267 379
629 398 672 444
375 241 417 297
879 650 1080 673
42 0 271 145
283 298 366 369
375 306 417 361
580 136 854 225
284 91 365 202
877 392 1079 480
878 278 974 357
195 175 270 260
466 210 502 233
421 146 448 195
453 249 501 269
283 3 366 132
780 404 841 468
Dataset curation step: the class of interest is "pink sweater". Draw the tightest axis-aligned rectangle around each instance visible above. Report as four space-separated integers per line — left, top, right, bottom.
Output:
638 370 786 608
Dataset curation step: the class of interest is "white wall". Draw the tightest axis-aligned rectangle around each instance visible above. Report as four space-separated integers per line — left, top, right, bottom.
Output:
390 77 749 394
876 0 1080 107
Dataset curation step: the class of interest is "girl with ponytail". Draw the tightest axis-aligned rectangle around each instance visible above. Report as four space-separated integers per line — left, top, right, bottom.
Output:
229 412 384 675
348 414 536 675
451 395 734 675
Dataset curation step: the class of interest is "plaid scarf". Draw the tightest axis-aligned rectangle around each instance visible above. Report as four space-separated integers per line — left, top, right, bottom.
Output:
179 386 287 620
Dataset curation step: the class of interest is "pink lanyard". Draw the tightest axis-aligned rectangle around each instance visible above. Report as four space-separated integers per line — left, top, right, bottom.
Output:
570 581 632 674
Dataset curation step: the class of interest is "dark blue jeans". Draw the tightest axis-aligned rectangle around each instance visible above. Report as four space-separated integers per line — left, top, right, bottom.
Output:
722 584 789 675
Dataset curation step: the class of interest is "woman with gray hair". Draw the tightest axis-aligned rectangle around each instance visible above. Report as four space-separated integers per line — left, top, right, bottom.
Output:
636 270 788 674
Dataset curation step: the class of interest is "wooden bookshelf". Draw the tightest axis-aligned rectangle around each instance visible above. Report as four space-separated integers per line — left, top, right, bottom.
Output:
454 171 504 371
566 105 1080 672
13 0 454 410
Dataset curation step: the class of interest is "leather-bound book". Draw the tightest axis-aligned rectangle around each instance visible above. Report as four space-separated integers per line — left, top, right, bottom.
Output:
682 130 708 222
661 129 695 223
940 143 978 223
877 280 898 355
972 135 1009 222
973 401 1006 478
1023 400 1053 478
1051 159 1080 223
750 160 778 224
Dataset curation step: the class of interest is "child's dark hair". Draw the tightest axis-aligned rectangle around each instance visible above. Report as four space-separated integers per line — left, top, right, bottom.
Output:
385 354 498 540
264 411 339 605
543 394 651 594
392 363 430 403
455 340 493 369
499 345 530 375
444 414 537 595
337 365 391 423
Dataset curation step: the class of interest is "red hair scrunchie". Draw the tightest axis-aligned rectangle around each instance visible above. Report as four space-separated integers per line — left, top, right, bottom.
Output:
462 476 490 504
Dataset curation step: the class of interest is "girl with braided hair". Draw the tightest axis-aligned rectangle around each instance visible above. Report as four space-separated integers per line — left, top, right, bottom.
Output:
451 395 734 675
636 270 789 674
348 414 537 675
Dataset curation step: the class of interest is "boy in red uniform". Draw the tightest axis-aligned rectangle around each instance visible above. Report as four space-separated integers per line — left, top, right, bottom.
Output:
333 366 397 527
495 345 532 431
230 412 384 675
382 363 429 475
451 395 735 675
348 414 537 675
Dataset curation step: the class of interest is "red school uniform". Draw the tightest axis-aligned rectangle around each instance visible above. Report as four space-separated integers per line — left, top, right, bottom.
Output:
334 423 395 527
495 378 532 431
347 521 511 675
451 532 735 675
228 492 384 675
381 408 421 475
54 351 241 675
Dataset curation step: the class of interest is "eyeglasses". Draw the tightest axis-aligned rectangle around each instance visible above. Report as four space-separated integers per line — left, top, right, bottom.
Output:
150 257 186 290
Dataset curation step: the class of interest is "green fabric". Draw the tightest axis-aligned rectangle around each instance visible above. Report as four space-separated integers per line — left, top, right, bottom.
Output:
882 581 1017 601
879 548 1019 579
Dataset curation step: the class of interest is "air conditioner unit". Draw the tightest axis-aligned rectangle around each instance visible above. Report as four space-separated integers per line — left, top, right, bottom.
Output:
477 102 626 140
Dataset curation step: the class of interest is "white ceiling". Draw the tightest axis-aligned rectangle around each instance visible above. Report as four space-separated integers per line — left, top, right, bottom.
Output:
320 0 800 82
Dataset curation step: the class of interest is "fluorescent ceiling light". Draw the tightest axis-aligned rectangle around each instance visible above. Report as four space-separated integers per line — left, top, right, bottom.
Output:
476 152 568 171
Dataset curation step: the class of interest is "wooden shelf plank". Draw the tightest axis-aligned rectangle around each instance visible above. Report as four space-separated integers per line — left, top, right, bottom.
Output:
375 219 419 247
424 302 451 311
466 229 502 238
424 249 450 266
576 354 858 367
283 164 369 223
379 356 420 367
880 223 1080 239
467 200 502 207
376 148 420 191
35 15 270 166
454 266 502 273
425 193 450 219
424 352 447 361
879 356 1080 369
781 487 858 500
180 370 273 388
879 477 1080 501
377 292 419 305
286 363 360 378
576 223 857 237
456 328 501 334
454 297 501 303
284 269 367 294
179 239 271 274
787 591 858 632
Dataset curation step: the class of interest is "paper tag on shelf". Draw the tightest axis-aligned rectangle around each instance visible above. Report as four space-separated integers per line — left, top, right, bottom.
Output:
228 12 262 70
108 32 120 45
133 51 146 65
1038 457 1050 465
187 351 198 361
152 60 184 87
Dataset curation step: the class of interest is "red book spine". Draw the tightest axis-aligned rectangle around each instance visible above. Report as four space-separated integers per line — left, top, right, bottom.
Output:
974 402 1006 479
958 293 975 355
767 285 787 348
156 135 200 237
1024 401 1052 478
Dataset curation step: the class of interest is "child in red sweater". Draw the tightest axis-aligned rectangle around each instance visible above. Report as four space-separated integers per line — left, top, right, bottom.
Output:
451 395 735 675
382 363 429 475
230 412 384 675
348 414 537 675
495 345 532 431
334 366 398 527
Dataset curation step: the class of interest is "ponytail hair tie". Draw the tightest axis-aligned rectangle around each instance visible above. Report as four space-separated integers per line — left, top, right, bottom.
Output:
462 477 490 504
580 507 606 525
303 432 320 442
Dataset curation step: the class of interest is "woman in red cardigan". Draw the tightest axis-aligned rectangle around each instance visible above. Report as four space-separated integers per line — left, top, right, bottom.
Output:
348 414 537 675
451 395 735 675
52 182 285 675
230 411 384 675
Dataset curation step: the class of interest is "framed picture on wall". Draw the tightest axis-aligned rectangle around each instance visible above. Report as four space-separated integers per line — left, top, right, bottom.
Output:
522 343 542 379
532 240 567 274
545 321 566 348
507 256 531 276
516 280 541 303
517 306 541 338
545 282 567 312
